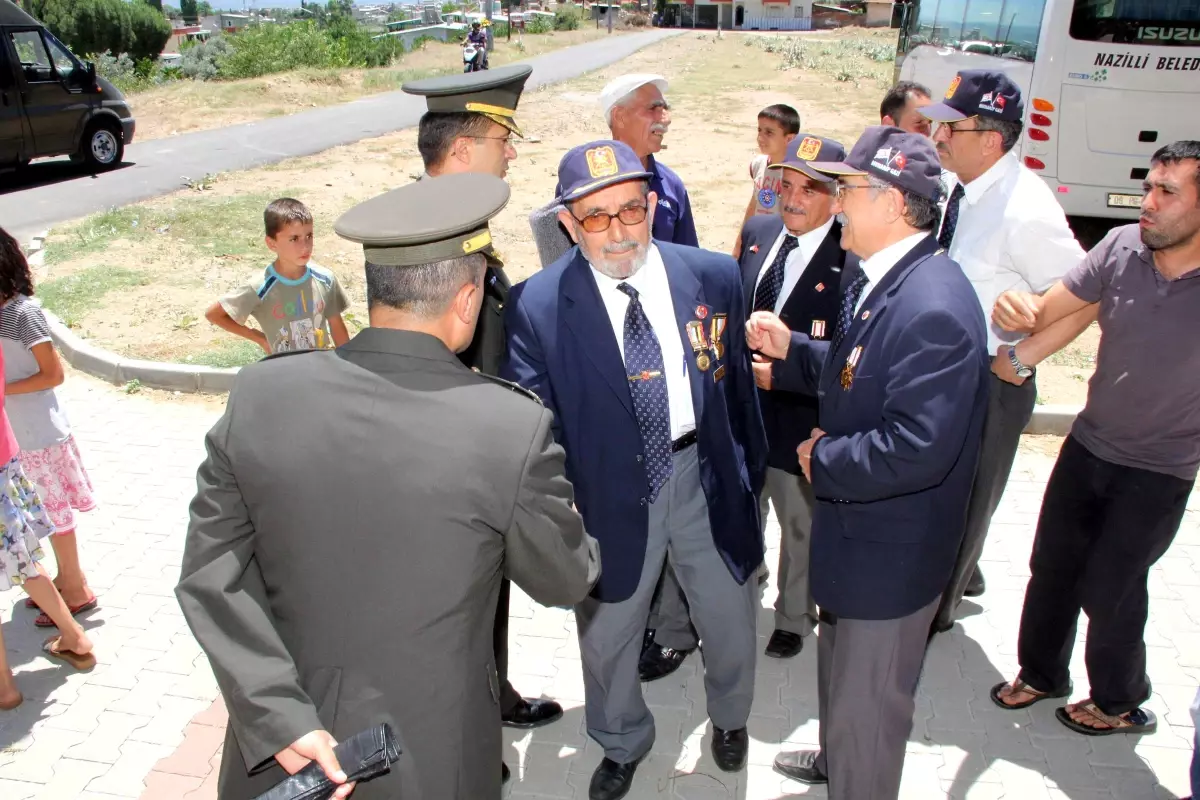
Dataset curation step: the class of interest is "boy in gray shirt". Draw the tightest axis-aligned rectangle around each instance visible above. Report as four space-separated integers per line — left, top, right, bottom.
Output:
206 198 350 355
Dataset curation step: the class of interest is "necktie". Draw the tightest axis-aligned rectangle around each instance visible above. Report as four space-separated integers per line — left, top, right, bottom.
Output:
617 283 673 502
753 234 799 313
831 269 870 356
938 182 966 250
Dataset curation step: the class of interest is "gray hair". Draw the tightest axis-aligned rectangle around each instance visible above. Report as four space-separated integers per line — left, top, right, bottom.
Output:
974 117 1023 153
606 90 638 128
866 176 942 232
365 253 486 317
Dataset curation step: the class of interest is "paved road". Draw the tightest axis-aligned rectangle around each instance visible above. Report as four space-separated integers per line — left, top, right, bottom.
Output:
0 29 678 243
0 372 1196 799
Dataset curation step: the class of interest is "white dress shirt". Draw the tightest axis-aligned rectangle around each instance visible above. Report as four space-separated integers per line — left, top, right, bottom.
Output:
943 151 1086 352
752 217 836 314
854 232 930 315
590 244 696 440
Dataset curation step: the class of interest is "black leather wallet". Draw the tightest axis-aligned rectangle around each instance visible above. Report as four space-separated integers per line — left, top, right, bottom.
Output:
254 723 401 800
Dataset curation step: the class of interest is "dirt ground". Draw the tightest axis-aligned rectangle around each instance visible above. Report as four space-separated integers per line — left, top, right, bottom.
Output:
42 28 1095 405
131 27 630 141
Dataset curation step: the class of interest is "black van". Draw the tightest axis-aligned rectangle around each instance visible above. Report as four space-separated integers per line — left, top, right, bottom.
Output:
0 0 135 172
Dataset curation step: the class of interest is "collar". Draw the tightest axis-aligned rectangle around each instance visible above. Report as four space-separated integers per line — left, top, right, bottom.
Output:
859 232 930 288
267 264 313 286
339 327 461 363
645 153 662 178
588 243 664 295
962 151 1018 205
781 216 836 252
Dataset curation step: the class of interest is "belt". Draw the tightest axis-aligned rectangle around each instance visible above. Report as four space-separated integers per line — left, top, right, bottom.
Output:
671 430 698 452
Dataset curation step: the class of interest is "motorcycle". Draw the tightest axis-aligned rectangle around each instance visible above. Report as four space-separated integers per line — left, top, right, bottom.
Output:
462 41 487 73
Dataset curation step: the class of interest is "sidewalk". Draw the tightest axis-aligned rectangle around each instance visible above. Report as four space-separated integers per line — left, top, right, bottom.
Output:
0 372 1196 799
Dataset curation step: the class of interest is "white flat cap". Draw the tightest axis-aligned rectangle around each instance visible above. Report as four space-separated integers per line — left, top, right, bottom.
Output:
600 74 668 126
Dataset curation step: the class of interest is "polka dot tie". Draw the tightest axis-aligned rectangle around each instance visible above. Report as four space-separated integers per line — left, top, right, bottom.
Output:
753 234 799 313
618 282 673 503
831 269 870 356
938 182 966 250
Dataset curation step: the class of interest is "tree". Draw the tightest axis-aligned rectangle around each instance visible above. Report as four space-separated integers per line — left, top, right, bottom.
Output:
31 0 79 45
180 0 198 21
128 0 172 61
146 0 162 10
197 1 212 15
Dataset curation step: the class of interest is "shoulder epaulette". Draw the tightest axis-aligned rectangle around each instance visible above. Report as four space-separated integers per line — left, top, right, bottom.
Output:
477 372 543 406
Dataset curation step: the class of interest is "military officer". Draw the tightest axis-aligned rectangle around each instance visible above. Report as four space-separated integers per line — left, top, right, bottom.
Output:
402 66 568 746
177 173 600 800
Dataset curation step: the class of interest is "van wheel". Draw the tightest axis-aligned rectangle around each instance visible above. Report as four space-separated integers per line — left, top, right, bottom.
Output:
77 120 123 171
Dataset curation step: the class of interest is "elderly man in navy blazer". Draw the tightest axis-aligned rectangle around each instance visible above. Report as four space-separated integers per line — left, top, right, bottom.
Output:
747 127 989 799
502 140 767 800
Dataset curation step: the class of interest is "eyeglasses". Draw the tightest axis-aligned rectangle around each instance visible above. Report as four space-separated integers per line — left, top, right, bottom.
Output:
833 182 875 199
570 204 649 233
474 135 515 146
938 122 990 137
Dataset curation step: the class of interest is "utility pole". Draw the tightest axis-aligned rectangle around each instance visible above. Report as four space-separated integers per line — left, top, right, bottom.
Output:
607 0 613 33
485 0 494 52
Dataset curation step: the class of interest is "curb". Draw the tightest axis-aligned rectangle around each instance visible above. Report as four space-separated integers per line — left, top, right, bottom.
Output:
1025 404 1077 437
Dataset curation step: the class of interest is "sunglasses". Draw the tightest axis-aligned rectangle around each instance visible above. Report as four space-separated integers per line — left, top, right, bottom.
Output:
570 204 649 233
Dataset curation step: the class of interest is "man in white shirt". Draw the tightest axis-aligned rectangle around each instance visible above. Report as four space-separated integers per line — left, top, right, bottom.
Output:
503 140 767 800
919 69 1089 634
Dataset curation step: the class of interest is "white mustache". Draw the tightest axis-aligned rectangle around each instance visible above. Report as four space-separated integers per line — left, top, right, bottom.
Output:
651 123 669 135
604 240 639 255
782 206 806 215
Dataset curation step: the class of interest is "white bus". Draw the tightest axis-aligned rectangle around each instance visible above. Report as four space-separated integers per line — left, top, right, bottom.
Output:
894 0 1200 220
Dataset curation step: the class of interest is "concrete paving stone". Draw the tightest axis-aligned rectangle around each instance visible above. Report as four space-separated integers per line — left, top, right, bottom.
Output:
34 756 112 799
897 751 951 798
941 781 1007 800
85 741 176 798
66 712 155 764
1034 736 1108 791
510 741 578 797
40 685 131 734
105 671 181 717
1090 764 1173 799
1044 789 1116 800
127 696 211 749
0 777 43 799
747 670 789 721
645 670 699 713
668 769 740 799
147 722 224 779
0 728 90 783
188 699 226 730
136 771 205 800
743 715 791 768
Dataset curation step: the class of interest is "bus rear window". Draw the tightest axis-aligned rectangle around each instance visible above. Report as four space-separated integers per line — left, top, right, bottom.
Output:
1070 1 1200 45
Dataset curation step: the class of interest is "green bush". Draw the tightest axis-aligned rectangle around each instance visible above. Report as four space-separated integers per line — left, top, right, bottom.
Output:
217 19 403 79
554 3 582 30
33 0 170 63
527 14 554 33
181 35 230 80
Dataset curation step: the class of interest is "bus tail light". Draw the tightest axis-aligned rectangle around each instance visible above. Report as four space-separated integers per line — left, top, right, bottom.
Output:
1033 98 1055 112
1028 128 1050 142
1025 157 1046 170
1030 113 1052 127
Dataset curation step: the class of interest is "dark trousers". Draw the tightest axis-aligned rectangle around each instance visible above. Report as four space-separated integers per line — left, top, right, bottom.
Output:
495 578 522 715
1016 435 1193 715
935 371 1036 628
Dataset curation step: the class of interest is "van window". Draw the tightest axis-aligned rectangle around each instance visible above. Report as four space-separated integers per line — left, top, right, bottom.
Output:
1071 1 1200 44
8 30 57 83
904 0 1047 62
44 34 80 81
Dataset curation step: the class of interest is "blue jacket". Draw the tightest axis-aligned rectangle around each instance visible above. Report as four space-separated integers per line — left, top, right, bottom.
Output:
501 242 768 603
738 215 855 475
775 235 989 620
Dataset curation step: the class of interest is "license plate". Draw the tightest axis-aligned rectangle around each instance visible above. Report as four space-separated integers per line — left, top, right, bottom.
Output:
1107 193 1143 209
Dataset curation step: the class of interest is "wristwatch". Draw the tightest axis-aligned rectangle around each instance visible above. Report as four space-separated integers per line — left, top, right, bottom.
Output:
1008 345 1033 379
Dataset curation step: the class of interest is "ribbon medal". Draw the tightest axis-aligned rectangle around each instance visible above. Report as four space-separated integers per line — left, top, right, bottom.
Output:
810 319 826 339
709 314 727 362
840 345 863 391
686 321 711 371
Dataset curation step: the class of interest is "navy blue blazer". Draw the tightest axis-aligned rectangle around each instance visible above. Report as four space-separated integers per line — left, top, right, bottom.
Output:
775 235 989 620
738 216 855 475
501 242 768 603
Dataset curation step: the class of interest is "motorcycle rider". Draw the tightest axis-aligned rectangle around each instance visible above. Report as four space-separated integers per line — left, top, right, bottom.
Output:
467 20 489 71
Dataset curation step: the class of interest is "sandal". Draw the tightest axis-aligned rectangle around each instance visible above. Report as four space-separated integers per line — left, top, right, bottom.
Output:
989 679 1072 710
33 596 99 628
1055 700 1157 737
42 636 97 671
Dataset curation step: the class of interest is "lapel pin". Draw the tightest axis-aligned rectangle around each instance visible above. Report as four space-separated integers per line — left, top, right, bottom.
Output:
815 282 825 293
861 310 871 321
695 305 708 320
749 245 760 254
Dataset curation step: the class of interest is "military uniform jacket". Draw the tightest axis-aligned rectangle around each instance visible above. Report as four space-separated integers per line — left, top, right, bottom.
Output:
459 256 510 375
738 216 855 475
176 329 599 799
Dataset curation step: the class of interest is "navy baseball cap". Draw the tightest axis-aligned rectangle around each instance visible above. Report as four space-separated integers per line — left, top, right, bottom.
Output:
557 140 652 203
920 69 1025 123
808 125 944 202
768 134 846 183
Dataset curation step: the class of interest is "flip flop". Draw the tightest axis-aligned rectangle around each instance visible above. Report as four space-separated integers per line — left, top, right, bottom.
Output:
1055 700 1158 737
42 636 97 671
32 596 99 628
0 692 22 711
989 679 1072 710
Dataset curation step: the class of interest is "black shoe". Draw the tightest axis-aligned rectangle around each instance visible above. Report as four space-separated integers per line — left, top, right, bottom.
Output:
502 697 564 729
640 628 657 656
964 567 986 597
711 727 748 772
502 761 511 784
928 615 955 642
589 756 641 800
638 643 692 682
773 749 827 785
764 629 804 659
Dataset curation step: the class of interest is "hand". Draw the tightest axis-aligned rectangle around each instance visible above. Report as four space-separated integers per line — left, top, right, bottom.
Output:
746 311 791 359
797 428 826 483
992 290 1042 333
751 354 772 390
275 730 356 799
991 344 1026 387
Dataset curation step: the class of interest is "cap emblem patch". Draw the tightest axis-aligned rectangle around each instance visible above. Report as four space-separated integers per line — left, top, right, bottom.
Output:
462 230 492 254
586 146 619 179
797 137 822 161
871 147 906 177
945 75 962 98
979 91 1006 113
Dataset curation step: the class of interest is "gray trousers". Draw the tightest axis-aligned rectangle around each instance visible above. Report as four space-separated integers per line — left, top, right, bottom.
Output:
934 372 1036 628
814 597 939 800
764 467 817 635
575 444 758 763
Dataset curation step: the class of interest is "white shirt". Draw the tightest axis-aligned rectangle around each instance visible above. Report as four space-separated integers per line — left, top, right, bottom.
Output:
590 244 696 440
855 232 930 315
943 151 1086 352
752 217 836 314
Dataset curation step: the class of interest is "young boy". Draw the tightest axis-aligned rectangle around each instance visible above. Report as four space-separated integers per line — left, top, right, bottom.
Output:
206 198 351 355
732 104 800 259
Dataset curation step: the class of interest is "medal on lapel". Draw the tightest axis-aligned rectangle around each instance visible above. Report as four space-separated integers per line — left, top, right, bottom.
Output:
840 345 863 391
709 314 727 362
815 282 825 293
686 320 711 371
810 320 826 339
